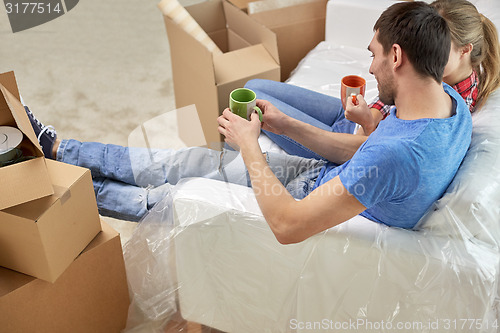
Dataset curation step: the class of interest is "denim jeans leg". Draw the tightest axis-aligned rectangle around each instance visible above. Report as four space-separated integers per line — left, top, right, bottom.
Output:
56 140 245 186
245 79 345 126
57 141 251 221
57 139 139 185
92 177 173 222
248 88 333 159
266 152 326 199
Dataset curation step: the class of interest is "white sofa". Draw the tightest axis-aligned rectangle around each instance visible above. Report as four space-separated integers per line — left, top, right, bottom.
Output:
123 0 500 332
171 93 500 332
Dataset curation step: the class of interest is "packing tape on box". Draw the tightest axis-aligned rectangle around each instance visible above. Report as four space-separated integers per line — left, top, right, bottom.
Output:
53 185 72 205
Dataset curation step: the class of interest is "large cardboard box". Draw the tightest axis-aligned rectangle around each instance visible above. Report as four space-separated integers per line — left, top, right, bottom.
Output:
0 159 102 282
230 0 327 81
163 0 280 146
0 221 130 333
0 71 54 210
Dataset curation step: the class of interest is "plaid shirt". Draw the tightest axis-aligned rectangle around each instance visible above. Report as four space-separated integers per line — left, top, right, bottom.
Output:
368 71 479 116
367 99 393 119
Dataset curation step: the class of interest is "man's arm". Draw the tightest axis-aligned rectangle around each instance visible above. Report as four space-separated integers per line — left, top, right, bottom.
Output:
258 99 367 164
218 110 366 244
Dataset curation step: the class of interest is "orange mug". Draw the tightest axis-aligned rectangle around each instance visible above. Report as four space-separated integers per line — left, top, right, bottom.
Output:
341 75 366 109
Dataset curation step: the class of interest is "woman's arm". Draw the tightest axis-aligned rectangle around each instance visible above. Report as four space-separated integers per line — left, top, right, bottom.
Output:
258 99 367 164
355 108 384 136
279 115 368 164
345 95 385 135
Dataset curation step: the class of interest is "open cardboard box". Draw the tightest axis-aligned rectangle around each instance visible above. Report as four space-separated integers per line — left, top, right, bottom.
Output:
0 159 102 282
0 221 130 333
163 0 280 146
0 71 54 210
229 0 328 81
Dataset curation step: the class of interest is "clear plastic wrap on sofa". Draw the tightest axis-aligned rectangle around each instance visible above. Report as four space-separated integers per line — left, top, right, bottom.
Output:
121 91 500 332
416 90 500 248
121 0 500 330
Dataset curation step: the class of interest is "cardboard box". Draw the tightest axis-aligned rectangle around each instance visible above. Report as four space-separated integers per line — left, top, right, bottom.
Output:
230 0 327 81
0 159 102 282
0 71 54 210
0 221 130 333
163 0 280 146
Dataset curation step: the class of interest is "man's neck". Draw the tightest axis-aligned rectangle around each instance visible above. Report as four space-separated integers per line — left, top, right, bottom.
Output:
394 76 453 120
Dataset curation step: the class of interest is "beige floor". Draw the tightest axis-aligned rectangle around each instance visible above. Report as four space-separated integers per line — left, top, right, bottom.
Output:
1 0 204 245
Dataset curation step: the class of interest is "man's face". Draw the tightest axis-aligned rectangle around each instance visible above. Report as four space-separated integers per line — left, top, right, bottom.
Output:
368 31 396 105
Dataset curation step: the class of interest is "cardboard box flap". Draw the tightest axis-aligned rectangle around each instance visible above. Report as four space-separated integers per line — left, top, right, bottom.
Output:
45 157 89 188
227 28 251 51
165 16 216 84
0 89 17 129
249 0 326 28
210 29 230 53
2 161 88 221
0 72 21 129
0 71 21 101
0 157 53 210
2 185 62 221
223 0 279 64
0 71 53 210
0 86 44 157
186 0 226 35
213 44 278 85
216 67 279 113
0 91 16 128
165 14 222 145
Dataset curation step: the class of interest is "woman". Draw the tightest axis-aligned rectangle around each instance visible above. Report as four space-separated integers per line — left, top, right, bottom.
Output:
246 0 500 158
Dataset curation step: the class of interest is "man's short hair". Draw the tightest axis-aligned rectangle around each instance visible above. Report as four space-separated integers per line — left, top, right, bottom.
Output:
374 1 450 83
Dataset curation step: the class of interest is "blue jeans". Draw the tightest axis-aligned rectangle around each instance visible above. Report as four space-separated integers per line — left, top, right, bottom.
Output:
245 79 356 160
57 139 325 221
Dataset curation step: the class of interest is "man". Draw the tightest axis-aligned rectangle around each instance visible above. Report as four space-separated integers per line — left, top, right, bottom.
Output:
217 1 472 244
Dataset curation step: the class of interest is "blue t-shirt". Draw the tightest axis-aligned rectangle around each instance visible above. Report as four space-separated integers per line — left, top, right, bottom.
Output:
314 84 472 229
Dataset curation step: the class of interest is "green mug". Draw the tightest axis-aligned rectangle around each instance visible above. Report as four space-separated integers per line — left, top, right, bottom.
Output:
229 88 263 121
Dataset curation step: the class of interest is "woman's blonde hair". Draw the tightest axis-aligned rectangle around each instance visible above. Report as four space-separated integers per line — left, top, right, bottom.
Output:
432 0 500 109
